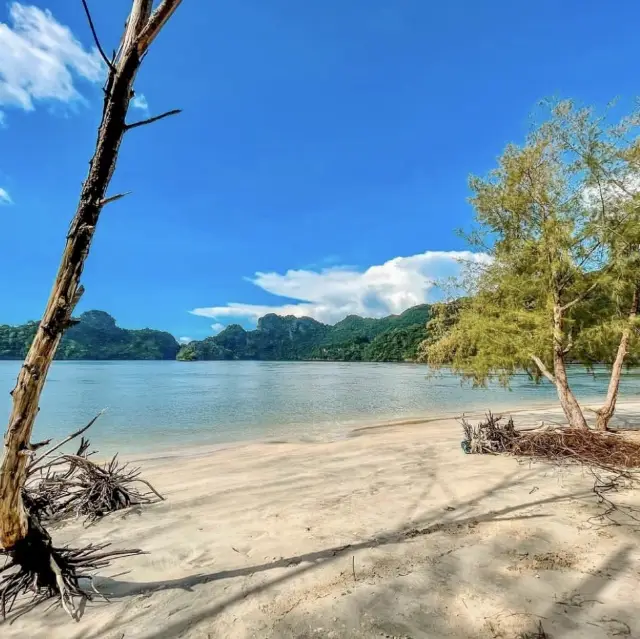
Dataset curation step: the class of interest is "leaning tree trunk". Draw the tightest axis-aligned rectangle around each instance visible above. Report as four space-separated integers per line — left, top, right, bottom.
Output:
595 283 640 431
552 303 589 430
0 0 182 555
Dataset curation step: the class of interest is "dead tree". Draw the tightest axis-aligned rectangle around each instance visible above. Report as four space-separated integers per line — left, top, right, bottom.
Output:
0 0 183 617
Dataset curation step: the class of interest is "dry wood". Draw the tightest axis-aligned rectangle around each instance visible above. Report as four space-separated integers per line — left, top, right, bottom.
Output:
460 413 640 471
28 411 104 475
0 0 183 618
28 448 164 525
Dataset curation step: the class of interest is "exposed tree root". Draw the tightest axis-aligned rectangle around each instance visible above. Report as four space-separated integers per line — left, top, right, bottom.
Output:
24 414 163 526
0 417 157 619
0 515 141 619
27 448 163 525
460 412 640 471
460 411 517 454
460 412 640 528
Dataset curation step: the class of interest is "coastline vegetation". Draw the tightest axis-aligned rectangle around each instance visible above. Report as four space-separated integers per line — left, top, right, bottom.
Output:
421 100 640 431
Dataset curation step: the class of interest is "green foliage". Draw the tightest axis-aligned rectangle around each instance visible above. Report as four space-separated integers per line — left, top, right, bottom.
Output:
422 99 640 385
176 343 197 361
180 305 432 362
364 324 427 362
0 322 38 360
0 311 180 360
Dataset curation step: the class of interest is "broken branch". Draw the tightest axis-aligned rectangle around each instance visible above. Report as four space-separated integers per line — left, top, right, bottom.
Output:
137 0 184 54
28 411 105 475
100 191 132 206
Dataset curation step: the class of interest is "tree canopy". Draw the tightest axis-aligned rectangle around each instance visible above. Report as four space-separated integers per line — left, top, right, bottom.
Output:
421 100 640 430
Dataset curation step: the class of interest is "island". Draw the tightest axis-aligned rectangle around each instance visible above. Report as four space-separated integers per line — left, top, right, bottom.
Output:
0 306 433 362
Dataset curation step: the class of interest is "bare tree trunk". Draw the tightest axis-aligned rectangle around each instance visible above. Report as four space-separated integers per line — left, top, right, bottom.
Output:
595 284 640 431
552 304 589 430
0 0 182 553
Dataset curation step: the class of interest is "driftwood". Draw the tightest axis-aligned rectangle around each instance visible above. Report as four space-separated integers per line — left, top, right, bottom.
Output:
460 412 517 454
28 451 164 525
24 414 163 526
0 414 162 618
460 412 640 471
0 0 183 619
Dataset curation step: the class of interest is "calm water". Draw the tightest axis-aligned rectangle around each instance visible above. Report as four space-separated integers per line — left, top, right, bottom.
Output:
0 361 638 453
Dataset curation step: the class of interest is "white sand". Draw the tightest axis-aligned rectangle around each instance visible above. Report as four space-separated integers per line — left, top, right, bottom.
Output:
4 401 640 638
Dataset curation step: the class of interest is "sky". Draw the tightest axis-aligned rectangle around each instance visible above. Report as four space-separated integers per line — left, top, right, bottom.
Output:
1 1 640 341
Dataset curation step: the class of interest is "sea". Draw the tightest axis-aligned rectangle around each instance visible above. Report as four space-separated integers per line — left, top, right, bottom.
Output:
0 361 638 454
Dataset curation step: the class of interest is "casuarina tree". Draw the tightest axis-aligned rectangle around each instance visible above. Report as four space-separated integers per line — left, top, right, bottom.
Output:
422 100 640 431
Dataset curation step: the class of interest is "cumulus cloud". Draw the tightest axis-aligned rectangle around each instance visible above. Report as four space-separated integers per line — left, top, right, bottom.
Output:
178 336 193 344
0 111 6 127
0 188 12 204
211 323 225 335
0 3 103 112
191 250 491 325
131 93 148 111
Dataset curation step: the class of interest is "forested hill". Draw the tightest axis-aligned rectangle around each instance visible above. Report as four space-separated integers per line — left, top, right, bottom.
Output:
0 311 180 360
0 306 433 362
177 304 432 362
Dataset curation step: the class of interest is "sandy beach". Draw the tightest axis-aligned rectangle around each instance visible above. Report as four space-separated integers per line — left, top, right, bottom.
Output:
4 401 640 638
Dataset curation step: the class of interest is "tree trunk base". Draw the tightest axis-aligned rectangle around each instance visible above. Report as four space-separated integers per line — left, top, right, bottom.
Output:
595 412 611 432
0 513 141 620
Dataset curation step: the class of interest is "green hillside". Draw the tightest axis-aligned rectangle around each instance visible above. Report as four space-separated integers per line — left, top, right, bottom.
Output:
0 311 180 360
178 304 432 362
1 306 433 362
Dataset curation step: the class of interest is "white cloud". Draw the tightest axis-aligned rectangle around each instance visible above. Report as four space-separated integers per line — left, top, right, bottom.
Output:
0 111 6 127
131 93 148 111
211 323 225 334
0 188 12 204
582 173 640 209
191 250 491 325
0 3 103 112
178 336 192 344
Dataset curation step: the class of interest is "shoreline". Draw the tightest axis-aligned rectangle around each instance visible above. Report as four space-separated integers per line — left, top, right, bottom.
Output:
8 398 640 638
116 396 639 463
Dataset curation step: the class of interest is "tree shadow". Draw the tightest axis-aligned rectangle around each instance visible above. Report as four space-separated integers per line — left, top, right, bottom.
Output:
66 470 595 639
506 544 636 638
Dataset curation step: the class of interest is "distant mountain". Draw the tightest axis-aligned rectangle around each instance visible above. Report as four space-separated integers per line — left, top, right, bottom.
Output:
0 311 180 360
177 304 432 362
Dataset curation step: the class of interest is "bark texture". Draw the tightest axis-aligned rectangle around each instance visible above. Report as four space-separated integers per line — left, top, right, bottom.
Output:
0 0 182 551
595 284 640 431
552 303 589 430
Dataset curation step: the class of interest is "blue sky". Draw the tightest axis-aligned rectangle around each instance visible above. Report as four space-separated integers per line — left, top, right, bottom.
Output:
1 1 639 341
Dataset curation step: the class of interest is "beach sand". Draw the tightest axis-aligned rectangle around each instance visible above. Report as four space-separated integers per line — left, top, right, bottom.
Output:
4 401 640 638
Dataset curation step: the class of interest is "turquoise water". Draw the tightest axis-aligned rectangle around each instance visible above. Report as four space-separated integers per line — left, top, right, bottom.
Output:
0 361 638 453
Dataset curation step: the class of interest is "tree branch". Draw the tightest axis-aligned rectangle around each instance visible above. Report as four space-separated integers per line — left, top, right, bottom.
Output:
28 411 105 474
562 329 573 355
560 279 601 312
530 355 556 384
137 0 184 54
81 0 115 71
125 109 182 130
118 0 153 63
100 191 132 206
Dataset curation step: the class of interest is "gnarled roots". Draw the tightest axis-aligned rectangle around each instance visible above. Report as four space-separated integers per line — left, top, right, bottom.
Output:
0 515 141 619
1 415 160 620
